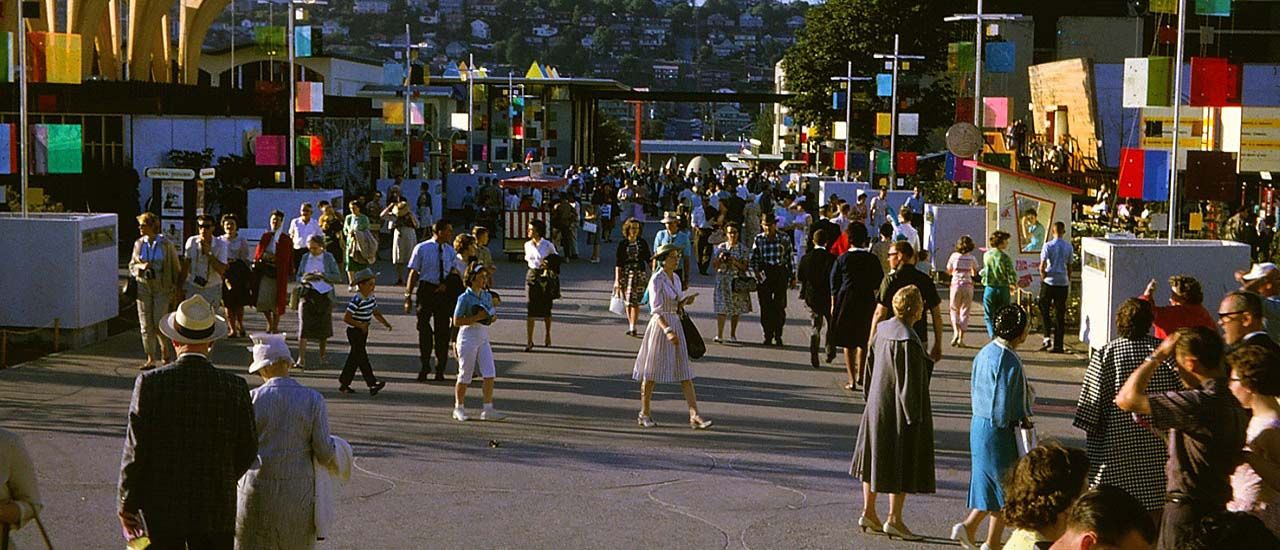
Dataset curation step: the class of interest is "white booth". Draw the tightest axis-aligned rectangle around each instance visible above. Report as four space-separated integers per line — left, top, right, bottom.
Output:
925 205 986 273
0 213 119 347
245 188 344 243
972 161 1077 293
1078 237 1250 350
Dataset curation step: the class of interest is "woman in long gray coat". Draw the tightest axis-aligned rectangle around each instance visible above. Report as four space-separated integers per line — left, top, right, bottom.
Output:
236 333 337 549
850 285 935 542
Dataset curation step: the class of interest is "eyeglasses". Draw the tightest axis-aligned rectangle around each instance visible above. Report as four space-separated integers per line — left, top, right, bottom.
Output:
887 252 901 257
1217 310 1246 320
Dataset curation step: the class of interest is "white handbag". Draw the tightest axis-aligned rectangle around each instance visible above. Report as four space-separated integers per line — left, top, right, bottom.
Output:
582 221 599 234
609 292 627 316
1017 423 1039 456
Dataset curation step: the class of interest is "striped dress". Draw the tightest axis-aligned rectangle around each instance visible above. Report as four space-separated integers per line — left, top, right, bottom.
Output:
632 271 694 383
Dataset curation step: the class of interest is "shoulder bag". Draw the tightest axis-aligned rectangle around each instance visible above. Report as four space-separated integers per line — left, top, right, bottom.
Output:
680 310 706 360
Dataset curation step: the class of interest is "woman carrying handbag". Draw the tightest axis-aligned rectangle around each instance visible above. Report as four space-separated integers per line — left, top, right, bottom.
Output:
1 427 50 550
632 244 711 430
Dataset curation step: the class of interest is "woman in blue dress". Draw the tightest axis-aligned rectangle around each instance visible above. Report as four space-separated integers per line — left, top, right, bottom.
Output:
951 304 1034 550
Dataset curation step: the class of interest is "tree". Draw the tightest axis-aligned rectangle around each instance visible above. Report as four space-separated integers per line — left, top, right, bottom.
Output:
752 109 775 154
594 111 631 166
780 0 960 150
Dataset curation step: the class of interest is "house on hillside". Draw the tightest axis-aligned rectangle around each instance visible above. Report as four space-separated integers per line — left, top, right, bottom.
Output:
711 39 738 58
354 0 389 14
653 63 680 85
786 15 805 30
445 41 468 58
738 14 764 30
578 14 597 26
533 24 559 38
471 20 490 40
438 0 464 14
469 0 498 16
580 35 595 48
707 13 733 29
733 33 756 48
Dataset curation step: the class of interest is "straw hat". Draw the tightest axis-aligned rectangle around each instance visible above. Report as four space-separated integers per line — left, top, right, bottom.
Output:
393 201 411 217
248 332 293 374
159 295 229 345
1243 262 1278 281
661 211 680 224
653 243 683 261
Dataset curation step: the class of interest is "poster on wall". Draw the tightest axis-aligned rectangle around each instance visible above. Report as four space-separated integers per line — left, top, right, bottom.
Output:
195 180 206 215
160 180 184 217
163 219 184 242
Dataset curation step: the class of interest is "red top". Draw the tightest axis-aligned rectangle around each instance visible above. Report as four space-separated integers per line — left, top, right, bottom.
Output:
1138 294 1217 339
829 233 850 256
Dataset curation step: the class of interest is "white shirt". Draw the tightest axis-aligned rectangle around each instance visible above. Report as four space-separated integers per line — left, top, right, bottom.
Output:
288 216 322 249
893 220 921 253
303 253 326 275
524 238 557 270
184 236 228 287
218 233 252 263
692 205 711 229
407 238 462 284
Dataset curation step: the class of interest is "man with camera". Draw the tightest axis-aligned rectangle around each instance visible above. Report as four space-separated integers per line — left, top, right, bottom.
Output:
183 215 229 310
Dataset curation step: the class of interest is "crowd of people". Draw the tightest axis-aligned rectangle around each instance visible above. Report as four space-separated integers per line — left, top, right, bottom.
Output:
0 166 1252 548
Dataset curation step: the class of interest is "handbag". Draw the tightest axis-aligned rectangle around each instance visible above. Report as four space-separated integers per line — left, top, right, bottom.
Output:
1017 423 1039 456
609 292 627 316
680 311 706 359
582 221 598 234
732 275 758 293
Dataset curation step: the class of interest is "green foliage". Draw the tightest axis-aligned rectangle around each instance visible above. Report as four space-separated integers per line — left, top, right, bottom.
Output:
594 110 632 166
781 0 960 150
167 148 214 169
752 110 775 154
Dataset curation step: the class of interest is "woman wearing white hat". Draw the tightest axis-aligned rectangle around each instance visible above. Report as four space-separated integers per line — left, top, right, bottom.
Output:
235 332 338 549
382 199 419 286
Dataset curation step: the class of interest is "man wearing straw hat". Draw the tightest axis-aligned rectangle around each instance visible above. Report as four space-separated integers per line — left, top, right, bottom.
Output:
118 295 258 549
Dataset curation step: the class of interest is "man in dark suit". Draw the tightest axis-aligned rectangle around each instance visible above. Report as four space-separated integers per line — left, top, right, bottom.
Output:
118 295 257 549
1219 290 1280 353
798 228 838 368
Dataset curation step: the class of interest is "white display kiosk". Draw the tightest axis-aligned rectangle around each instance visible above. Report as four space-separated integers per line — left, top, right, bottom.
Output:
0 213 119 347
925 205 986 273
1078 237 1250 351
971 161 1077 293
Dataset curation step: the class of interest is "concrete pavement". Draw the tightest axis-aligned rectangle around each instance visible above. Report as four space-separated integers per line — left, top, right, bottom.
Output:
1 229 1090 549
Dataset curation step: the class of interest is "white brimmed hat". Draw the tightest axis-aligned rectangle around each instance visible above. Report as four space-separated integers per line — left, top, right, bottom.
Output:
159 295 229 345
661 211 680 224
248 332 293 373
1243 262 1279 281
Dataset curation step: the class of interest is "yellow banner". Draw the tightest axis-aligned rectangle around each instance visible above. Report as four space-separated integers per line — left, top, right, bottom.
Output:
875 113 892 136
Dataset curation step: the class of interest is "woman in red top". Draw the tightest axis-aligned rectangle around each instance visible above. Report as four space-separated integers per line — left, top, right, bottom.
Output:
1137 275 1216 339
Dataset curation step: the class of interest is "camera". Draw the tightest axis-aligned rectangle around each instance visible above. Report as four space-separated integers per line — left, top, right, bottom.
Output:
142 267 157 280
193 275 208 287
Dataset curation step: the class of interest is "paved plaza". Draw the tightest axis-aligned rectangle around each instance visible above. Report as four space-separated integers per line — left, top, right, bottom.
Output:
1 234 1090 549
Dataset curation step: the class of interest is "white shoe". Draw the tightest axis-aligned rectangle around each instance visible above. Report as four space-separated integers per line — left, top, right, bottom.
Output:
480 408 507 421
951 523 977 549
637 414 656 428
452 407 469 422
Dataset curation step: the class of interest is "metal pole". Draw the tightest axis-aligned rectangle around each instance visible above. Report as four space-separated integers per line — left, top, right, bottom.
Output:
230 0 235 88
1167 0 1187 243
467 53 475 168
404 24 411 177
286 0 296 189
972 0 984 202
844 61 852 181
18 6 28 216
888 34 900 188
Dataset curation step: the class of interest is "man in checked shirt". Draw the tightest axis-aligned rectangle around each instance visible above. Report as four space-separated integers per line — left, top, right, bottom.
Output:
751 213 797 347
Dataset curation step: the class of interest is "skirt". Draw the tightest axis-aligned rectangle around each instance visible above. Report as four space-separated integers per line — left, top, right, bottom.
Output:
298 291 333 340
632 311 694 383
392 228 416 266
526 269 555 317
713 273 751 316
967 416 1018 511
832 290 876 349
622 265 648 306
256 276 278 314
223 260 253 308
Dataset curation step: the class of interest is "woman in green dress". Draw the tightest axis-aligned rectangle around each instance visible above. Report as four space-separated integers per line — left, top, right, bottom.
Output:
981 230 1017 339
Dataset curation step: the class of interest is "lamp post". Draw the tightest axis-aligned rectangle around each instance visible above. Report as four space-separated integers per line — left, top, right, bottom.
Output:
873 34 924 189
830 63 872 182
945 3 1023 201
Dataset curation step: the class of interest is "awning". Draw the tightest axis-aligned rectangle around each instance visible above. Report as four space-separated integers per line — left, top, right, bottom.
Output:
499 176 568 190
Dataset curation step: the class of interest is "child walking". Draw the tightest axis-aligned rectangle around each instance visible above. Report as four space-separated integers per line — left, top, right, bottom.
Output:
340 268 391 395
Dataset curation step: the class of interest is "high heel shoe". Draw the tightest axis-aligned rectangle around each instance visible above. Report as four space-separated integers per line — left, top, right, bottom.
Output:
689 416 713 430
637 414 656 428
951 522 977 549
882 521 923 542
857 516 884 534
524 343 534 352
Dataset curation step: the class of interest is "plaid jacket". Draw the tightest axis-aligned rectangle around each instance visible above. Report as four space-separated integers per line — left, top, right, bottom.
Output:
118 354 257 535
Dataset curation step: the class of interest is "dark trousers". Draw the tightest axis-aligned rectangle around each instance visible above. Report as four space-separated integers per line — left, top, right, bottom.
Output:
417 281 453 375
148 530 234 550
757 266 789 341
340 326 378 387
1039 284 1068 351
808 306 834 353
909 212 923 235
695 227 714 274
1159 499 1217 550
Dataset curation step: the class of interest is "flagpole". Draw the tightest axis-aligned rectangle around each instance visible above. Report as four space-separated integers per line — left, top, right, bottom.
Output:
1167 0 1187 243
403 24 411 177
19 3 28 216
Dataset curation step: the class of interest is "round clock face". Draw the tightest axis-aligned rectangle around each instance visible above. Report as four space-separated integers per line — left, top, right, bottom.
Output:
946 122 984 158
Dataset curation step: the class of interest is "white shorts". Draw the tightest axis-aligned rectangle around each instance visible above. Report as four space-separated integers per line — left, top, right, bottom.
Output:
455 326 495 384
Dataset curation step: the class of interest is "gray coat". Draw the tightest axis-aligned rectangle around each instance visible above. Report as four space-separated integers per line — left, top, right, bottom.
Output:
850 318 936 494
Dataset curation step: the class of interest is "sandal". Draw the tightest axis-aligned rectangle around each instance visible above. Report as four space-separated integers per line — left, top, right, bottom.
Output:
844 383 856 392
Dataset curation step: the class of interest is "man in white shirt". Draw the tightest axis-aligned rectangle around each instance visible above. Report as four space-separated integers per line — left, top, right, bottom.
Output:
288 202 321 272
184 215 229 308
406 220 463 382
867 188 890 232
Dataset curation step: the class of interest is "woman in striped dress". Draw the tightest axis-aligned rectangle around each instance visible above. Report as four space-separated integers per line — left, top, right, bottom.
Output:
1073 298 1181 516
947 235 979 348
633 244 712 430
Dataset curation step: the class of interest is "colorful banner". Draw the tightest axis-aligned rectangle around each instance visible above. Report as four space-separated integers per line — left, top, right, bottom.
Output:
0 33 13 82
1190 57 1240 107
254 26 285 53
898 113 920 136
896 152 918 175
1195 0 1230 16
945 152 974 181
44 124 82 173
948 42 975 73
832 90 846 111
1123 57 1173 108
983 97 1010 128
382 101 425 125
875 113 891 136
44 33 81 84
876 74 892 97
984 42 1015 74
31 124 47 174
1117 148 1170 201
0 124 15 174
1184 150 1237 202
294 26 313 57
295 82 324 112
1151 0 1177 13
255 135 287 166
25 32 46 82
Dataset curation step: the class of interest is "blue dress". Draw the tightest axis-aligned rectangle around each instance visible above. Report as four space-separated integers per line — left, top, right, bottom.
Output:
967 339 1032 511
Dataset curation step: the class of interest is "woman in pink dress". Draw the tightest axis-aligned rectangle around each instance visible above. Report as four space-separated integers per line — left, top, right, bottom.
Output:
1227 345 1280 536
946 236 979 348
632 244 712 430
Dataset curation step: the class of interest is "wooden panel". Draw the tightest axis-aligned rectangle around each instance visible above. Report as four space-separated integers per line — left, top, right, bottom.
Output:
1028 58 1099 161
